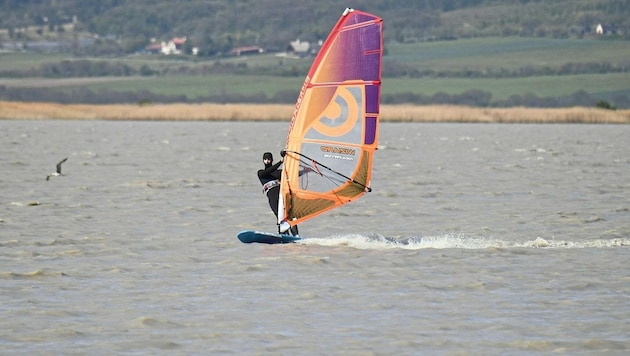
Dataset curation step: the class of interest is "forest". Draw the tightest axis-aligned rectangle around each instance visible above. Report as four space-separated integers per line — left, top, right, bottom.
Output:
1 0 628 56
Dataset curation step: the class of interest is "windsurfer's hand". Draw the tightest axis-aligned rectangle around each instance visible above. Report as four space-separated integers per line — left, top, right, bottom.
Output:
280 149 286 157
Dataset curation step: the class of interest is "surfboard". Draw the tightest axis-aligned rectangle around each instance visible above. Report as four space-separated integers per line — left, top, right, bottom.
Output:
237 230 303 244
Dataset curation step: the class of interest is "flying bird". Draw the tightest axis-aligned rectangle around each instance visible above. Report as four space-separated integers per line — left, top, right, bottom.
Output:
46 157 68 181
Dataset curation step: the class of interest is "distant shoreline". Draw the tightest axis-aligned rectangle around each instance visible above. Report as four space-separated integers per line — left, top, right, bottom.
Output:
1 101 629 124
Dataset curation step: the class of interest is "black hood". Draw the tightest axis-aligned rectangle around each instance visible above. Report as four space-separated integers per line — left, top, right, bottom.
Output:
263 152 273 167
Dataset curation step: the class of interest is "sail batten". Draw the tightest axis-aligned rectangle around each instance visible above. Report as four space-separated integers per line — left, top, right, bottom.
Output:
278 8 383 227
308 80 381 88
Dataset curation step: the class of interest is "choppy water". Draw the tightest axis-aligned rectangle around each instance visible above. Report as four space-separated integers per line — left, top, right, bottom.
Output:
2 120 629 355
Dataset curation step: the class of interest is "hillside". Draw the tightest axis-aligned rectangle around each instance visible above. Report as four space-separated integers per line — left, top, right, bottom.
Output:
1 0 628 55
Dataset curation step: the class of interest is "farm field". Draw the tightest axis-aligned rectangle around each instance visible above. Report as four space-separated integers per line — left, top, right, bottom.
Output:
1 37 629 105
2 72 629 102
384 37 628 71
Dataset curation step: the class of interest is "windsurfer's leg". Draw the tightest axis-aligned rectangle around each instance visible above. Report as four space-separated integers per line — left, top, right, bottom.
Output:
267 187 280 218
290 225 299 236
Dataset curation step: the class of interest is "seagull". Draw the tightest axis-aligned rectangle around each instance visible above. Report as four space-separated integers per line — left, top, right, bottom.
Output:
46 157 68 181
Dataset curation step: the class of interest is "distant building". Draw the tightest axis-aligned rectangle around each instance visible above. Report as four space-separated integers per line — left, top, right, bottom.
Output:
595 23 615 35
144 42 162 54
230 46 264 56
162 37 186 55
145 36 187 55
287 39 310 57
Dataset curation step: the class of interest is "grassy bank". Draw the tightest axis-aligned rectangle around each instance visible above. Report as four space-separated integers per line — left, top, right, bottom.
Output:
1 101 629 124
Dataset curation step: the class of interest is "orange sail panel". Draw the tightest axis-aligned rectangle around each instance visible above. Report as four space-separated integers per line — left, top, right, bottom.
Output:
279 8 383 227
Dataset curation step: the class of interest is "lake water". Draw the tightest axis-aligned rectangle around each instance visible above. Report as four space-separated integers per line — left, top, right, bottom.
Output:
1 120 629 354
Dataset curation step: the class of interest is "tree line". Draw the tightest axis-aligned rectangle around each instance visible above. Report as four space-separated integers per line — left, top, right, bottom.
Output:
384 60 630 79
383 89 628 109
1 84 627 109
1 58 627 79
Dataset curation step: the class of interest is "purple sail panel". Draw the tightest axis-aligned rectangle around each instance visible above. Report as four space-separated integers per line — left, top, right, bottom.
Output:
364 116 378 145
314 16 382 84
358 23 382 82
365 85 380 114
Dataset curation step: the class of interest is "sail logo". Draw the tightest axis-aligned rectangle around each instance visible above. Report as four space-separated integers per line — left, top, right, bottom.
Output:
320 145 355 156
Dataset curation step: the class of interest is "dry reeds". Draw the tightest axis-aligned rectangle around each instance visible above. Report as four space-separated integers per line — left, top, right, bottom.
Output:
0 101 294 121
1 101 629 124
381 105 630 124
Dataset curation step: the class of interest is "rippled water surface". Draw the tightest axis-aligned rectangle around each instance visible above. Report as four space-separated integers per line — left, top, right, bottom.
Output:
1 120 629 354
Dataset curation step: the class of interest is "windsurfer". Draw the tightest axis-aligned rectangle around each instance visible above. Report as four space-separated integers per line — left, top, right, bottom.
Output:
258 151 299 236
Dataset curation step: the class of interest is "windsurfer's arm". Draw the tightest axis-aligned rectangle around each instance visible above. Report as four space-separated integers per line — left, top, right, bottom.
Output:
258 161 283 178
281 148 310 176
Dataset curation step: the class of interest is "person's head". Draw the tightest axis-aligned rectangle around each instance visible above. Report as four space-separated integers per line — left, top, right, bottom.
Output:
263 152 273 167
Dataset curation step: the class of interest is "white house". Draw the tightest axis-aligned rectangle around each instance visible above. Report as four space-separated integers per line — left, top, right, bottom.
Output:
145 36 187 55
161 37 186 55
288 39 310 57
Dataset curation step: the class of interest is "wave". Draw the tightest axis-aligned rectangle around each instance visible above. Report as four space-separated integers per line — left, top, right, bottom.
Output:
0 269 69 279
299 233 630 250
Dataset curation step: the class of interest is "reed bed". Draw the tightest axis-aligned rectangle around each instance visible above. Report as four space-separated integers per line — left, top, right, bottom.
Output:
381 105 630 124
1 101 628 124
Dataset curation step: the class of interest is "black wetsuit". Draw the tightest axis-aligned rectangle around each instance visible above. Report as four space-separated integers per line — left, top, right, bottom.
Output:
258 159 298 235
258 160 283 218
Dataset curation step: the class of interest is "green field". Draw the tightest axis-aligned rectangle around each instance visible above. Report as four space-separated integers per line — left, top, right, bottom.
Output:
1 37 629 104
384 37 628 71
5 72 627 102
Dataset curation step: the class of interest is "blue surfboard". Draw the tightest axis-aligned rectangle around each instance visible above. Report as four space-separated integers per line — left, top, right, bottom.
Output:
237 230 303 244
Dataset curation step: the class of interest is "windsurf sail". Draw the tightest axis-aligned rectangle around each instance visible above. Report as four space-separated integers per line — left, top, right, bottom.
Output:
278 8 383 227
